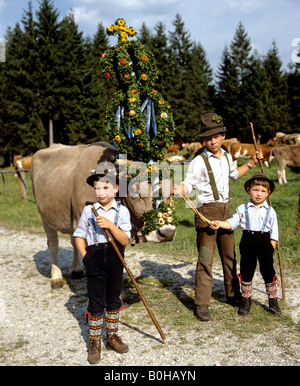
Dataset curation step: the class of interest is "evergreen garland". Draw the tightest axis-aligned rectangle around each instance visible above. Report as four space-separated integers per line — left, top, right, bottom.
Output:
100 18 176 162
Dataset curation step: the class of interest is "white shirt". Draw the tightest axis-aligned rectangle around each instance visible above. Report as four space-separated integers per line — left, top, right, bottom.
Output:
227 200 279 241
182 148 239 207
73 199 131 245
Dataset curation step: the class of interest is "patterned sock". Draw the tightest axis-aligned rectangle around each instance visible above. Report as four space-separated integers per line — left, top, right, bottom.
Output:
88 314 103 340
241 281 252 299
266 276 280 299
105 310 119 336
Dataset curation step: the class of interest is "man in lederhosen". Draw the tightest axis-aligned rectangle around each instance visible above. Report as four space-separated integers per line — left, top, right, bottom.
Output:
174 113 263 321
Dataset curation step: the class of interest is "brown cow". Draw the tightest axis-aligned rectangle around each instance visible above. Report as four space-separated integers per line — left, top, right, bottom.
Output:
13 155 32 170
165 141 182 156
272 145 300 184
31 143 176 288
230 143 272 167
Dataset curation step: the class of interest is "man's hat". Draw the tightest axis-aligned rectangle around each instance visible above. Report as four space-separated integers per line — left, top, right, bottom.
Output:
86 162 118 187
199 113 227 138
244 172 275 194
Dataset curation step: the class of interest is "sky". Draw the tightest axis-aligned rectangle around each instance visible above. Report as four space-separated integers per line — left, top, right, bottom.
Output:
0 0 300 74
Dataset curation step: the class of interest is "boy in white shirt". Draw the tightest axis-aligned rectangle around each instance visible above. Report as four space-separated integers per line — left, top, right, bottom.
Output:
74 165 131 364
213 172 281 316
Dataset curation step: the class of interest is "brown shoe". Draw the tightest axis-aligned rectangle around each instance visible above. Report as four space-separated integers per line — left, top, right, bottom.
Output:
195 305 211 321
107 334 129 353
88 339 101 364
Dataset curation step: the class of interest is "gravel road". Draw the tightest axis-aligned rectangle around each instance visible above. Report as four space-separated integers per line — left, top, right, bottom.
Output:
0 226 299 367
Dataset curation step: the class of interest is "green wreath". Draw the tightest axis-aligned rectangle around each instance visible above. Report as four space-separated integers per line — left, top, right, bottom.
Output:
100 18 176 162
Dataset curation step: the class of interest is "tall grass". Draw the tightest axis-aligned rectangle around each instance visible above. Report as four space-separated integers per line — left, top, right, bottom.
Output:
0 161 299 269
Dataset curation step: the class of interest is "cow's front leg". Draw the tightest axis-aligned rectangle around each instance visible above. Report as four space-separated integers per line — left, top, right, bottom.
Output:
42 219 64 289
70 235 85 279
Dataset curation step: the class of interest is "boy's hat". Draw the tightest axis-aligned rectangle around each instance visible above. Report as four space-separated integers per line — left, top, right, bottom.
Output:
86 162 118 187
244 172 275 194
199 113 227 138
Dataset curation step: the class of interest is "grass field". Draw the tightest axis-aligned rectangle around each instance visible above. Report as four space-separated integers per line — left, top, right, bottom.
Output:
0 159 299 270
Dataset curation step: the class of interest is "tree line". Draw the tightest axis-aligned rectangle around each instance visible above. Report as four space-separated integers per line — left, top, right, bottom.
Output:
0 0 299 166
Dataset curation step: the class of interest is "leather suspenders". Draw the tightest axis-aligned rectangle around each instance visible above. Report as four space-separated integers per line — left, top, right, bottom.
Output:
200 152 231 201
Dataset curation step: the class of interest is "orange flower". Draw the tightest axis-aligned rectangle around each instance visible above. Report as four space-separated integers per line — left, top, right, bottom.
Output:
141 55 148 61
120 58 127 65
124 74 130 79
141 74 147 81
105 72 111 78
130 89 138 94
159 99 165 105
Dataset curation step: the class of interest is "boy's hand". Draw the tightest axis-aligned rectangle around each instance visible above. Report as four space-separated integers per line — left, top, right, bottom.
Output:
209 220 220 230
96 216 113 230
252 149 263 164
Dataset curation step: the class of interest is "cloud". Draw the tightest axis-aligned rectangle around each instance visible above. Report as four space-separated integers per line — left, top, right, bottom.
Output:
71 0 182 34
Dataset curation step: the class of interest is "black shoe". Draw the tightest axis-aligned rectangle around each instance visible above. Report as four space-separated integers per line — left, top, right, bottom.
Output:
238 297 251 316
269 298 282 316
195 305 211 322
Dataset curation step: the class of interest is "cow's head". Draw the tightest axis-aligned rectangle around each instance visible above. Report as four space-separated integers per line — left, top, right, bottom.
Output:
93 156 178 244
121 179 177 243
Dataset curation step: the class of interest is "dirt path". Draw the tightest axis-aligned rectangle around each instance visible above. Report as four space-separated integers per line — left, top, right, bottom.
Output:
0 226 299 366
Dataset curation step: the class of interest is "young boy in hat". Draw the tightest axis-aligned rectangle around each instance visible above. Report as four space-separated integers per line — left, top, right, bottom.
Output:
212 172 281 316
73 164 131 364
173 113 263 322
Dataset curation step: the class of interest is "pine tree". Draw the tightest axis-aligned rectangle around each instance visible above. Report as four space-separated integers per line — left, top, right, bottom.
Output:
82 22 111 143
35 0 61 145
55 11 87 144
287 62 300 129
167 14 194 139
264 41 291 135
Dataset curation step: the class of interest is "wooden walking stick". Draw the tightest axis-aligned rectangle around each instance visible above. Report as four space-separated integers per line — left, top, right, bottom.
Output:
250 122 286 300
91 206 167 342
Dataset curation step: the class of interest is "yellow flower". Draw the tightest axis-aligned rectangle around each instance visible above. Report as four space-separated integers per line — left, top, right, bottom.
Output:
121 31 127 38
118 19 125 26
124 74 130 79
141 74 147 81
165 128 169 132
114 25 119 31
129 97 136 103
129 110 136 116
129 28 136 35
134 129 142 135
115 135 121 142
159 99 165 105
147 165 152 172
122 38 127 43
108 26 114 32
